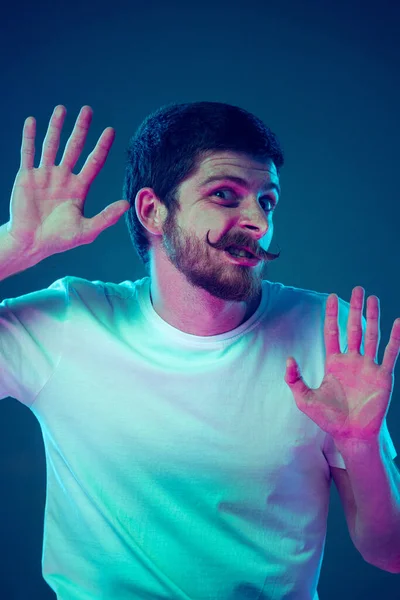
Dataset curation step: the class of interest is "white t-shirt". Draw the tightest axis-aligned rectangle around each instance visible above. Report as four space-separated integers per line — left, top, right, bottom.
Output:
0 276 397 600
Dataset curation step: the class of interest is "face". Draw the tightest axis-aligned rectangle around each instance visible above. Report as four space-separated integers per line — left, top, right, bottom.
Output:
156 150 280 303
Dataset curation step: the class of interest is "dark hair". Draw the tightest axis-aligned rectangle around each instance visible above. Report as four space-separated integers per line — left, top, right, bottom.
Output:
122 101 285 271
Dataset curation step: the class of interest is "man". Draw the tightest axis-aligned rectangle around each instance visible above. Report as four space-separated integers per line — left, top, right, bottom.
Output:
0 101 399 599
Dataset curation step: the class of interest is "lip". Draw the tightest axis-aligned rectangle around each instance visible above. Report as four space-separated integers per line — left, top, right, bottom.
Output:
223 249 260 267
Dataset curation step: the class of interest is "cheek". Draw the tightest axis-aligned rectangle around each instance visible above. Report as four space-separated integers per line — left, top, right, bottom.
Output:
262 224 273 243
192 210 226 237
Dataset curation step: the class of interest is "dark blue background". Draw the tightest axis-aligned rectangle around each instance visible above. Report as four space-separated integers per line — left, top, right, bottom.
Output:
0 0 399 597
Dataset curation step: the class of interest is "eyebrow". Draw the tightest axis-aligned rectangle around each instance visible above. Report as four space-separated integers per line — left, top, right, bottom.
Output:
199 174 281 197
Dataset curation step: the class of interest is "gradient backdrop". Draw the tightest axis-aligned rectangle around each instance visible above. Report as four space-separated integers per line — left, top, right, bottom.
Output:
0 0 399 597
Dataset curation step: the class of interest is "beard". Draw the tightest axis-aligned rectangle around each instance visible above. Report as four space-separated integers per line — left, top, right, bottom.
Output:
160 207 268 303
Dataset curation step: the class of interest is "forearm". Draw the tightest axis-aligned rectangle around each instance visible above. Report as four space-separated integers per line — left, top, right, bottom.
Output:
335 434 400 573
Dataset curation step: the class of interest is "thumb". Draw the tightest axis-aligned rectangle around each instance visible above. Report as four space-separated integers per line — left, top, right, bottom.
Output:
85 200 130 239
284 357 312 402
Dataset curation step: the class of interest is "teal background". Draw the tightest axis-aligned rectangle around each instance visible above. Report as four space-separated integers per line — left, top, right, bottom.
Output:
0 0 399 597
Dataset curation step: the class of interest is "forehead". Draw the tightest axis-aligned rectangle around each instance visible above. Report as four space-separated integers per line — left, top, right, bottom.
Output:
193 150 279 183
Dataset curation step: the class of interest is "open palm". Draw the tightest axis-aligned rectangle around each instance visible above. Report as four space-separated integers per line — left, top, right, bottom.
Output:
8 105 129 260
284 287 400 442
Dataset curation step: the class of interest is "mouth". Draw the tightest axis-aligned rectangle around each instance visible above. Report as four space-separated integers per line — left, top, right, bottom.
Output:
222 248 260 267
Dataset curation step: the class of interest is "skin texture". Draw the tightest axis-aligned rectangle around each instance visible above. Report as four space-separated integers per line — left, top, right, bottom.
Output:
135 150 281 336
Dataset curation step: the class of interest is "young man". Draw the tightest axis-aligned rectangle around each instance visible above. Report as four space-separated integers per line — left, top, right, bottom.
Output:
0 101 399 599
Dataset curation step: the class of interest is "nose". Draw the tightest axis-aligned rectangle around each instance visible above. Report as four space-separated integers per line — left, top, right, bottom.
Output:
239 203 271 240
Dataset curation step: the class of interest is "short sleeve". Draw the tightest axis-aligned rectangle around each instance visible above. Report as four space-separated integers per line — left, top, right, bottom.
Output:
322 297 397 468
0 277 70 406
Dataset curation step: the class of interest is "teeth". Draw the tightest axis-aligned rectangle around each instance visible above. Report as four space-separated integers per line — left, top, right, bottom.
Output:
228 248 253 258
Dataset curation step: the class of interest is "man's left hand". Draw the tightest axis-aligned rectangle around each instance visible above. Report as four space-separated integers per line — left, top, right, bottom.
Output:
284 286 400 442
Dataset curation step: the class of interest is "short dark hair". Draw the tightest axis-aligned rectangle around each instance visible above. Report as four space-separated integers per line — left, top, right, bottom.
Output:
122 101 285 271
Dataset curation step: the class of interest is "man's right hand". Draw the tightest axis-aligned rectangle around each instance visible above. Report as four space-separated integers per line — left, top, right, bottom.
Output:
6 105 130 261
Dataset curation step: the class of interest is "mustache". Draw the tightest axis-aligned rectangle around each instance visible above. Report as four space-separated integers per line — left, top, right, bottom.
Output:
205 231 281 262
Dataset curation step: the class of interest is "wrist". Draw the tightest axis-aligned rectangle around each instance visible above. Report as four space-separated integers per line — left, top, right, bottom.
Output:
0 222 41 281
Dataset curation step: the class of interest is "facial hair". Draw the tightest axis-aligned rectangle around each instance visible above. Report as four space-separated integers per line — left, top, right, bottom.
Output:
161 206 267 303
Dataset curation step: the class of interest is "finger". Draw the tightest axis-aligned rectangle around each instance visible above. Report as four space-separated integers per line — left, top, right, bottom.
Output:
20 116 36 170
347 286 364 353
78 127 115 188
39 105 67 167
364 295 380 362
284 357 313 405
324 294 341 356
59 105 93 170
81 200 130 241
381 318 400 374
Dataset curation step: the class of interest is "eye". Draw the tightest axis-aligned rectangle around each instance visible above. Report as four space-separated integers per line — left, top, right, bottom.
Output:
259 197 276 212
212 188 276 212
212 188 236 201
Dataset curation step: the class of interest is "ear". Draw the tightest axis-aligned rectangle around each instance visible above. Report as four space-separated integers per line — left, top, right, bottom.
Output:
135 187 167 236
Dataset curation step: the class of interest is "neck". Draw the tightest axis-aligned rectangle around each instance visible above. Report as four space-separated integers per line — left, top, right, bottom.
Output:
149 278 261 336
